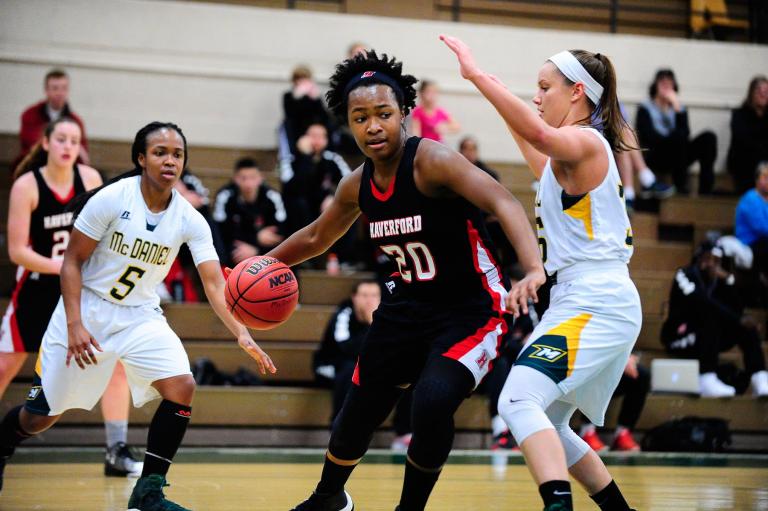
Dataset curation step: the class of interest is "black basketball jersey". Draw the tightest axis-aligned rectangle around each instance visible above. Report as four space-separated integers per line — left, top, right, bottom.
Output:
29 166 85 264
358 137 506 312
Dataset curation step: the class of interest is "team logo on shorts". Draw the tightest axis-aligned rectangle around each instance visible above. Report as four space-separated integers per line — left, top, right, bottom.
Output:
528 344 567 363
476 350 489 370
26 386 42 401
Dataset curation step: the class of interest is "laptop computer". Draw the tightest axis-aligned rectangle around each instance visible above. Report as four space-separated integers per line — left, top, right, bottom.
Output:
651 359 700 394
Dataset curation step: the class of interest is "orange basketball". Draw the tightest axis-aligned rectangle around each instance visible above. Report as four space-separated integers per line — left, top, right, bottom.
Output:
225 255 299 330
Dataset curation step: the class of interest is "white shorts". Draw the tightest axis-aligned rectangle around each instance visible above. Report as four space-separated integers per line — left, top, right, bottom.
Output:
32 288 191 415
515 261 642 425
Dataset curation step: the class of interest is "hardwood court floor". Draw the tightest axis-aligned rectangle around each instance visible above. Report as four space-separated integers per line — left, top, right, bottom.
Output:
1 450 767 510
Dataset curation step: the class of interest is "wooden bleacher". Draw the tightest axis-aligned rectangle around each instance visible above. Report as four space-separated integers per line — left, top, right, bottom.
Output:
0 135 765 450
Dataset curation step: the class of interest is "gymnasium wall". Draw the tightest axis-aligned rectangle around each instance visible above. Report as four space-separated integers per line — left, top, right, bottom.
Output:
1 0 766 169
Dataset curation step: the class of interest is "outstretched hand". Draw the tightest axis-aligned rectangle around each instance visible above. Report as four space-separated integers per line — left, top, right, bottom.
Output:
238 334 278 375
506 268 546 318
440 34 482 80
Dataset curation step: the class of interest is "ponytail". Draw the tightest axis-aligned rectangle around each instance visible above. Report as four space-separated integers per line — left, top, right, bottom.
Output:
69 121 188 218
13 117 81 180
566 50 636 152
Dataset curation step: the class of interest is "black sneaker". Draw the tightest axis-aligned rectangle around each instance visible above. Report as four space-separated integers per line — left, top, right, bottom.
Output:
291 489 354 511
127 474 190 511
639 181 675 200
105 441 143 477
0 454 7 494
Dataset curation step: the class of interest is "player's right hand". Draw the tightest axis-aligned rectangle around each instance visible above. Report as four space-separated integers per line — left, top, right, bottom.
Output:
237 334 278 375
506 267 546 318
66 321 103 370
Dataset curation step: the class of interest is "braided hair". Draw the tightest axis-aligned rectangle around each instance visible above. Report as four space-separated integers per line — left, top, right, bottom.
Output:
69 121 187 217
326 50 418 123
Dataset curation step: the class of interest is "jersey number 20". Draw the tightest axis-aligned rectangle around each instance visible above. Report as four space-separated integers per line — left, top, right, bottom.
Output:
380 242 436 283
110 266 146 300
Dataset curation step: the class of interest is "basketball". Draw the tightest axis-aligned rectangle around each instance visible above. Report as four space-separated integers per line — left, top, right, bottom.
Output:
225 255 299 330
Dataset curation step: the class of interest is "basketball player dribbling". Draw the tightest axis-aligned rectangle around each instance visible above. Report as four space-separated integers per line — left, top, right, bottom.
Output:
443 35 641 511
267 50 545 511
0 117 142 477
0 121 276 511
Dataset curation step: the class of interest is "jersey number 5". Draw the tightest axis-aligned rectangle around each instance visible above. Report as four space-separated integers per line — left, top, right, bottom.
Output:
380 242 436 283
110 266 146 300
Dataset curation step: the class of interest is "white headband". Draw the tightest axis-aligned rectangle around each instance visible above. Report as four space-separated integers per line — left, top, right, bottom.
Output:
548 51 604 105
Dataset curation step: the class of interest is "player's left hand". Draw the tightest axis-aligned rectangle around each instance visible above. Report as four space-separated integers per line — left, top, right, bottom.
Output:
440 35 482 80
506 267 546 318
238 334 278 375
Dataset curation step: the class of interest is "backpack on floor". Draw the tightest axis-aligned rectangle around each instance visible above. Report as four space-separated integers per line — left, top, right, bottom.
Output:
641 416 731 452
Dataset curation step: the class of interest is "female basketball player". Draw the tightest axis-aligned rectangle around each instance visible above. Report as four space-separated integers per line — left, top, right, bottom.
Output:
267 50 544 511
0 117 141 477
442 35 641 511
0 121 276 510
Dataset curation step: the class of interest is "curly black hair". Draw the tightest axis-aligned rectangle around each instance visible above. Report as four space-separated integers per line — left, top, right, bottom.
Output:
326 50 418 122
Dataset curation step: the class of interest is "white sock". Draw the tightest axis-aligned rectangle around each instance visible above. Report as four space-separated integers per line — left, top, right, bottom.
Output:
625 186 636 201
105 420 128 448
638 167 656 188
491 415 508 437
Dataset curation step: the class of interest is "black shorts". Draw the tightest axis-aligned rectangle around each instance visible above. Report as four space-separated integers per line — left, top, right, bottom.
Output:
0 275 60 353
353 301 507 389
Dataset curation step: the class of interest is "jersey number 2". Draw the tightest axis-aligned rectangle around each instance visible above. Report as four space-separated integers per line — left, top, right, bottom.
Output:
51 230 69 260
110 266 146 301
380 242 436 283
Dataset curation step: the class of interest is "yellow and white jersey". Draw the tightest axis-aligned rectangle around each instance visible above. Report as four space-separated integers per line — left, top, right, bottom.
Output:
74 176 218 307
534 127 633 276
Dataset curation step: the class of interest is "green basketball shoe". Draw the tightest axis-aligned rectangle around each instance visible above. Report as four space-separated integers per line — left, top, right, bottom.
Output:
127 474 190 511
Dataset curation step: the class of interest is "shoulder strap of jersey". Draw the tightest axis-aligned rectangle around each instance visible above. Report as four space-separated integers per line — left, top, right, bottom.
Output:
73 164 87 195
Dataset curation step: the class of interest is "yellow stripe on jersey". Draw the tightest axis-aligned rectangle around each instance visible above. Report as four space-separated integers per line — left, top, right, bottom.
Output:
564 193 594 240
545 313 593 378
34 344 43 377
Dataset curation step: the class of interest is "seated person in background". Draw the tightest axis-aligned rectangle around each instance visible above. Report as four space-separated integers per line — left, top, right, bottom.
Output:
636 69 717 195
280 65 331 155
15 68 90 169
458 136 516 270
578 354 649 453
410 80 460 143
313 280 412 450
735 161 768 282
661 241 768 397
728 75 768 195
213 158 286 268
280 123 352 245
166 169 226 302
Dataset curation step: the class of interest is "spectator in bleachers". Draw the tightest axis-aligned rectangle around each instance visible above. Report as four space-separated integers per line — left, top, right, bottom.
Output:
579 354 648 452
614 121 674 211
14 69 89 170
280 65 331 157
213 158 286 268
280 123 351 235
661 241 768 397
735 161 768 283
458 136 516 270
313 280 412 450
347 41 368 59
166 169 225 302
728 75 768 195
410 80 460 143
636 69 717 195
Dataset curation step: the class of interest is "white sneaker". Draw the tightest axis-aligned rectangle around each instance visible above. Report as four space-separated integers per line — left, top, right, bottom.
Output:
699 372 736 398
390 433 412 452
751 370 768 397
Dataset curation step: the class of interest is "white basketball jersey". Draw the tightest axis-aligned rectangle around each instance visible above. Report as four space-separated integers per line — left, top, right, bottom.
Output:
534 127 633 275
74 176 218 306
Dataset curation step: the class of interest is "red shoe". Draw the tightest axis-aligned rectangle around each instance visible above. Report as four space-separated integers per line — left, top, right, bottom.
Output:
581 429 608 452
612 429 641 452
491 430 518 450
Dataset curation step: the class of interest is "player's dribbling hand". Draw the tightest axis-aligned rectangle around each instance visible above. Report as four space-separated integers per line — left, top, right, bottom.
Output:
237 334 278 375
66 321 103 370
506 268 546 318
439 35 482 80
